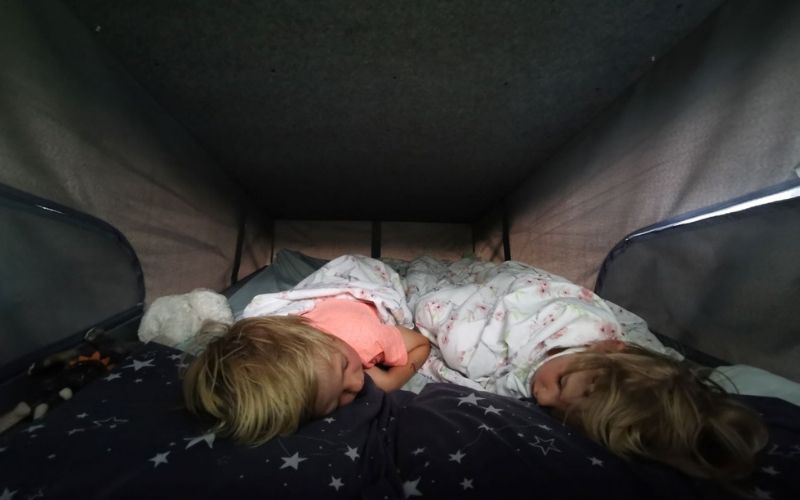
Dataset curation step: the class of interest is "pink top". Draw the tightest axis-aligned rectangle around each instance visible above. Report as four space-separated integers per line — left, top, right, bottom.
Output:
302 298 408 368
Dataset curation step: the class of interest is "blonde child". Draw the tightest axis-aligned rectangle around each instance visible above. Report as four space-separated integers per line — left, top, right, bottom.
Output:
527 340 768 482
184 255 431 444
408 257 768 482
183 303 430 445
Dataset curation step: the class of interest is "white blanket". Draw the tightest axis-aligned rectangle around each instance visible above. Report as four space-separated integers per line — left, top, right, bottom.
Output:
242 254 414 327
406 257 681 397
241 254 679 398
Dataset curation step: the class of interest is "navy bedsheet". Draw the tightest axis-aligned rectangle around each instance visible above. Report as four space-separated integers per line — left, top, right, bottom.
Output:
1 343 798 499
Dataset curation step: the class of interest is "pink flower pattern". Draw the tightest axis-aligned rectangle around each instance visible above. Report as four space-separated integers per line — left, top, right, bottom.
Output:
245 255 678 400
409 256 672 399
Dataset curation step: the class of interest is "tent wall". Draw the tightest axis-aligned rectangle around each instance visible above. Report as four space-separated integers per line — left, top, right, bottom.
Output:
0 0 268 300
4 0 800 304
273 221 473 262
484 0 800 288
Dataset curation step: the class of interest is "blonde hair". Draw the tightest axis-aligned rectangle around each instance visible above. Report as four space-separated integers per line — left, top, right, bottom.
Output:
560 345 768 482
182 316 338 445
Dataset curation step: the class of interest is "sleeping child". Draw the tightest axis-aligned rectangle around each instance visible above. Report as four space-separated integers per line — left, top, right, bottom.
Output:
407 256 767 481
183 255 430 445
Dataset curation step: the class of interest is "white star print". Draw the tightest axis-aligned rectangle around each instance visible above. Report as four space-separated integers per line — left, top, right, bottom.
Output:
149 451 170 468
76 412 88 419
449 450 466 463
411 447 425 455
483 405 502 415
184 432 216 449
588 456 604 466
537 424 552 431
456 393 485 406
529 436 561 456
0 488 16 500
324 417 336 423
753 487 772 499
403 477 422 497
329 476 344 491
123 359 155 371
345 446 360 461
478 424 492 431
169 354 182 361
48 453 56 459
280 452 307 470
92 417 128 428
761 465 779 476
767 443 800 458
104 373 122 381
460 478 474 490
25 424 44 434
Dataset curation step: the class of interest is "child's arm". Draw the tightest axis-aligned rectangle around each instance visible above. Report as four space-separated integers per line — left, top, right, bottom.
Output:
366 327 431 392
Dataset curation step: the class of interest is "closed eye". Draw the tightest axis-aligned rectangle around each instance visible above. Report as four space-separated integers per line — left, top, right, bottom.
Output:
583 375 600 397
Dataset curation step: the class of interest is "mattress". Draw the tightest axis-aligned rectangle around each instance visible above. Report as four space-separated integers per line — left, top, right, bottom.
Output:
2 339 798 499
3 250 799 499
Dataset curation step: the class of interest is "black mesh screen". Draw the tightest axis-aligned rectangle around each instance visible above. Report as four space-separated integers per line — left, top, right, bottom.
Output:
0 184 144 379
595 182 800 381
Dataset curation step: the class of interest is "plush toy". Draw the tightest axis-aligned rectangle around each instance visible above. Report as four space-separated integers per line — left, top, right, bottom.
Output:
137 289 233 352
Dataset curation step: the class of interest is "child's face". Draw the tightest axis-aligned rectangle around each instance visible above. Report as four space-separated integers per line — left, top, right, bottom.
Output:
531 354 601 411
530 340 623 411
313 337 365 417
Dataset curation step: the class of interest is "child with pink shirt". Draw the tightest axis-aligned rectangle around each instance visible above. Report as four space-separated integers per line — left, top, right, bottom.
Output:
183 256 430 445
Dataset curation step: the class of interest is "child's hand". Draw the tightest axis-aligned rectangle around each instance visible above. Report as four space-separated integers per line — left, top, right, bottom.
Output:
366 327 430 392
365 366 391 390
365 362 418 392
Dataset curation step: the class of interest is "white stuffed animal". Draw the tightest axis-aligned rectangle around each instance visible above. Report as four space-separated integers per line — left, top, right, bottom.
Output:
137 289 233 352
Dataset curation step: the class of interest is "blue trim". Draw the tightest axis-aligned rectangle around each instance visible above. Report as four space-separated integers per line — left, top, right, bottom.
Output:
595 178 800 293
625 178 800 241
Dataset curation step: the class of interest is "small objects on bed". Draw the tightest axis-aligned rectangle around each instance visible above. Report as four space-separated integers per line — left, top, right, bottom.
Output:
0 330 137 435
0 402 32 434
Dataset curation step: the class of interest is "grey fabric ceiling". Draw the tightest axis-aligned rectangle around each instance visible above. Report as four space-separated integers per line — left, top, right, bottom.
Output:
62 0 724 222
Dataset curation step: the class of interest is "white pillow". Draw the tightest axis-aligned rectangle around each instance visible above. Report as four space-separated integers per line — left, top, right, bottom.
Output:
710 364 800 407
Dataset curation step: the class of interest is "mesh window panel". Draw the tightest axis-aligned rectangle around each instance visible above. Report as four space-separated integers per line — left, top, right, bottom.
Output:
595 181 800 381
0 184 144 379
